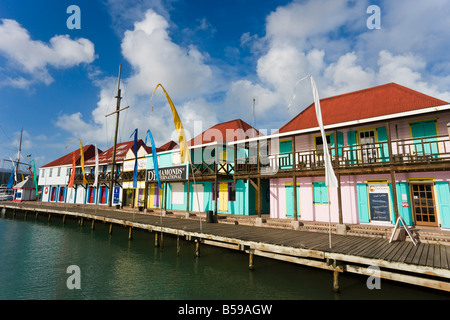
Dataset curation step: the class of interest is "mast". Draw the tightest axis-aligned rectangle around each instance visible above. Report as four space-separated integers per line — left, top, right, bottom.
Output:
16 128 23 183
106 65 129 206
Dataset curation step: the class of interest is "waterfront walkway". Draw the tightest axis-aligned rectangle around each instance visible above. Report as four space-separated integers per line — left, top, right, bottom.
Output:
2 202 450 293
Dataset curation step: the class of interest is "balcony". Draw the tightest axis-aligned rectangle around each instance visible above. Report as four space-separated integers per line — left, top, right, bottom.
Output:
234 135 450 176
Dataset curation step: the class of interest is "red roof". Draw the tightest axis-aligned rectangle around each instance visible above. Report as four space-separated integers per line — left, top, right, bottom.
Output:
158 140 178 151
188 119 262 146
41 145 98 168
84 139 148 166
279 83 448 133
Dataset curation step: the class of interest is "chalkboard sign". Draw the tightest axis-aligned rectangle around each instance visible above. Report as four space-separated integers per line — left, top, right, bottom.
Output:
369 193 390 222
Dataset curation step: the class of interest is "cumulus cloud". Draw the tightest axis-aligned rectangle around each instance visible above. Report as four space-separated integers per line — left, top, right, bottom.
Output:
0 19 96 87
56 9 216 149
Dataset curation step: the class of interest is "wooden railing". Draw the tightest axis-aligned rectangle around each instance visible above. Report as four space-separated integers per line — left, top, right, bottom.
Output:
235 135 450 175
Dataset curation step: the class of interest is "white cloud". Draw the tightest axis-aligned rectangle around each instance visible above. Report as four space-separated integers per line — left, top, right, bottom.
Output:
0 19 96 87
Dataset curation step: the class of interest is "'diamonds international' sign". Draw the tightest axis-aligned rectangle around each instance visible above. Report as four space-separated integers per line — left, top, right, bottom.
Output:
146 165 188 182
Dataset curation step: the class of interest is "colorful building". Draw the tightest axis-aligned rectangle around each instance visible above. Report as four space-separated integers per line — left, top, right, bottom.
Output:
233 83 450 229
145 119 269 216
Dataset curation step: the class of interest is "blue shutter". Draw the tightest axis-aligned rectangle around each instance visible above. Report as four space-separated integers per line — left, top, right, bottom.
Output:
394 183 413 225
330 132 343 157
436 182 450 229
347 131 357 165
357 184 369 223
376 126 389 162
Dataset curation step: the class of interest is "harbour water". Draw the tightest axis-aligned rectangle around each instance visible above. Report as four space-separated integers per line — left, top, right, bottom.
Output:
0 210 449 301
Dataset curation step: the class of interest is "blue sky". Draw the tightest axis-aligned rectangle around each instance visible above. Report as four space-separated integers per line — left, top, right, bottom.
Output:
1 0 450 171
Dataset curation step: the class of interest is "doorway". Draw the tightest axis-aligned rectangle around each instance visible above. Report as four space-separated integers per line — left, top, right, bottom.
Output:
410 183 438 226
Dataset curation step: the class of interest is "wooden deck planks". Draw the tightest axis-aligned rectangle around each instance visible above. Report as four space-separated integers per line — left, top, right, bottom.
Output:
4 203 450 274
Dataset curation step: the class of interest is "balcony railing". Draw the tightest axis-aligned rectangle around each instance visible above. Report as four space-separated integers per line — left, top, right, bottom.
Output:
235 135 450 175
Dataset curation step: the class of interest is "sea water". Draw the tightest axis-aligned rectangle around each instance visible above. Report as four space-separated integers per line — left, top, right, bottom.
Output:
0 211 448 301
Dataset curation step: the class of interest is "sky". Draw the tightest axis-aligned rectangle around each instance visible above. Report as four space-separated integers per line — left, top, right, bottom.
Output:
1 0 450 171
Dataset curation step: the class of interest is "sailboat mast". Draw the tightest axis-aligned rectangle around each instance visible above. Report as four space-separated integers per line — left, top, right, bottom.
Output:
16 128 22 183
107 65 122 207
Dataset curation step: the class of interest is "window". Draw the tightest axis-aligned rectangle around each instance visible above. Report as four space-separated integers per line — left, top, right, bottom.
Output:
228 183 236 202
57 168 61 176
49 168 53 177
313 182 329 204
359 129 377 163
315 135 331 155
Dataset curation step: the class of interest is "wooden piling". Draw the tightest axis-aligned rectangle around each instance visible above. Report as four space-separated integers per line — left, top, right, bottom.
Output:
62 215 66 224
177 235 180 255
333 270 339 293
48 214 51 222
160 232 163 250
195 240 200 257
109 223 113 235
155 232 159 247
128 226 133 240
91 219 95 230
249 251 255 270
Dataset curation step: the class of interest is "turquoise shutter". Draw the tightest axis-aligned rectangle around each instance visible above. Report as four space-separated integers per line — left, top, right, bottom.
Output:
410 120 438 157
436 182 450 229
394 183 413 225
357 184 369 223
376 126 389 162
330 132 343 157
347 131 357 165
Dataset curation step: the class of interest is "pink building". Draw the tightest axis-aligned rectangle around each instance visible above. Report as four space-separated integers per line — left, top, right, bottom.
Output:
233 83 450 230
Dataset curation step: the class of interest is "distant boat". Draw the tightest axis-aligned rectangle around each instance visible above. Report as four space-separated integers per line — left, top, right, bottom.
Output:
0 187 13 201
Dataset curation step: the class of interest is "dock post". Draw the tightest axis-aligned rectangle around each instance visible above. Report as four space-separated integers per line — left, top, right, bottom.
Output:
79 217 84 227
333 270 339 293
177 235 180 255
91 219 95 230
128 226 133 240
63 215 66 224
48 214 51 222
249 251 255 270
109 223 113 235
35 212 38 220
160 232 164 250
195 240 200 257
155 232 159 247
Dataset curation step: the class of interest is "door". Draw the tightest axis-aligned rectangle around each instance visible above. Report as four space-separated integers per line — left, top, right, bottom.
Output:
359 130 377 163
410 183 438 226
285 184 300 218
192 184 204 212
219 182 228 212
59 187 65 202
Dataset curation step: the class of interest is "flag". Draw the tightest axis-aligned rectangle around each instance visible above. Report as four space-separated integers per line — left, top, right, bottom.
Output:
129 128 138 189
6 157 16 189
68 152 76 188
151 84 190 164
93 144 99 188
31 159 38 196
145 129 162 190
78 140 88 185
64 139 87 185
309 75 337 187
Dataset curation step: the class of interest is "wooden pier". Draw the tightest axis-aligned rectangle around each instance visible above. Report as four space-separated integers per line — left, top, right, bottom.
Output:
1 202 450 293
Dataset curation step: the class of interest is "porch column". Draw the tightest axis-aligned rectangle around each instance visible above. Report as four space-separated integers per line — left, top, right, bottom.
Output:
144 181 148 210
386 122 399 222
293 175 298 221
257 177 262 218
186 180 190 212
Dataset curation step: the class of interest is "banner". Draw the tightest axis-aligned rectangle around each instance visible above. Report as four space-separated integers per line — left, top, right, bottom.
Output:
129 129 138 188
68 152 76 188
151 84 190 164
145 129 162 190
93 143 99 188
31 159 38 195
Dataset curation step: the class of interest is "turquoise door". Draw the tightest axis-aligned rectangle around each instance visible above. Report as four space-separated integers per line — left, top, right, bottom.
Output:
357 184 370 223
436 182 450 229
279 139 293 169
410 120 439 157
286 184 300 217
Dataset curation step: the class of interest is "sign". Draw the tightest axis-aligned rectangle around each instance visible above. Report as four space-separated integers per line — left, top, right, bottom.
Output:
402 202 409 207
147 165 188 182
368 183 391 222
113 186 120 204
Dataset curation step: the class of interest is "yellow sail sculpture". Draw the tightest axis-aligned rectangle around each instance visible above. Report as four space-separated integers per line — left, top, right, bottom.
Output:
64 138 88 185
151 84 191 164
